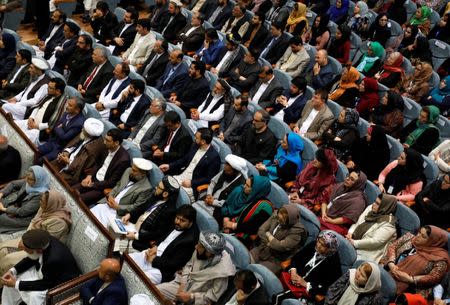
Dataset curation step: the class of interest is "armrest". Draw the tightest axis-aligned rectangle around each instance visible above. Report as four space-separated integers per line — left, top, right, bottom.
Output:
285 181 294 189
280 258 291 270
196 184 209 193
405 200 415 207
55 293 80 305
46 270 98 305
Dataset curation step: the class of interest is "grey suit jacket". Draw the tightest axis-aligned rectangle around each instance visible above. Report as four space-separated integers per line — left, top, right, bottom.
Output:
297 100 334 141
129 111 166 153
249 77 284 109
104 168 153 217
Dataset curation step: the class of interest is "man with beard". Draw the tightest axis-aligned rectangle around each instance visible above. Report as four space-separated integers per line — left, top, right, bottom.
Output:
227 48 261 93
193 154 248 216
0 49 31 99
156 230 235 305
67 34 94 87
108 7 138 56
204 0 232 30
271 76 308 124
52 21 81 74
90 158 153 227
34 9 66 60
121 19 156 69
212 33 245 76
129 205 199 284
160 0 186 44
149 0 169 31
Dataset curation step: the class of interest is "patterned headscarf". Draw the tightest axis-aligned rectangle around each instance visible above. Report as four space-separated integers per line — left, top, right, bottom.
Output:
317 231 339 257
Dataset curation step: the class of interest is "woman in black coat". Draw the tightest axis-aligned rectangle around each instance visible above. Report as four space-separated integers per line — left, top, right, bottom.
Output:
367 13 391 47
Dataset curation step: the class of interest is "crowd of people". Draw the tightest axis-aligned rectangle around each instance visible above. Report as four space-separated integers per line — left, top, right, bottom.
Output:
0 0 450 304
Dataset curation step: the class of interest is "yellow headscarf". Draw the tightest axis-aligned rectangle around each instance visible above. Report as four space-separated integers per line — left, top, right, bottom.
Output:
287 3 308 26
329 66 360 101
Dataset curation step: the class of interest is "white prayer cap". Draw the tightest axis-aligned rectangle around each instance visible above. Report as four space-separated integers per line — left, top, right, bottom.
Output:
133 158 153 171
130 294 155 305
171 0 183 6
83 118 104 137
31 57 49 70
225 154 248 178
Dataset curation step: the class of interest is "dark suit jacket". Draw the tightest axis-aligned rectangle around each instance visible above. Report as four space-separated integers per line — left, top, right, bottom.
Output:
272 91 308 124
113 94 151 130
216 279 269 305
138 51 169 87
162 12 187 44
249 77 284 109
53 35 79 74
152 225 200 283
91 11 119 44
199 0 218 20
111 22 137 55
79 61 114 104
150 4 169 31
178 75 210 110
169 144 221 196
263 33 290 65
67 48 94 87
42 24 65 59
1 64 30 97
130 112 166 155
220 108 253 145
52 112 86 148
80 275 128 305
226 60 261 92
214 47 245 73
179 25 205 53
243 24 269 50
0 146 21 184
209 3 232 30
88 145 131 190
156 124 193 164
15 236 80 291
155 63 189 98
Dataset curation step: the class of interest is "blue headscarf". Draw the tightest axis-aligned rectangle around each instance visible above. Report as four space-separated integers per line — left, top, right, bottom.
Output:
430 76 450 103
275 132 304 174
327 0 350 23
221 175 271 217
25 166 50 194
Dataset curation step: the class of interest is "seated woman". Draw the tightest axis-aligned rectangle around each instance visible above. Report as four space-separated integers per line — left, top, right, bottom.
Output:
291 148 338 215
428 12 450 44
220 176 273 244
424 76 450 115
320 170 368 235
328 24 351 64
286 3 308 35
378 148 424 204
355 41 384 77
375 52 404 89
193 154 248 216
413 174 450 229
380 225 450 295
429 139 450 176
329 65 360 108
325 262 383 305
346 193 397 263
370 90 404 138
279 231 342 301
356 77 379 119
398 25 419 54
327 0 350 25
323 108 360 162
348 1 370 39
355 125 390 181
409 6 432 35
386 0 407 27
401 62 433 103
307 14 331 50
0 190 71 275
250 204 307 275
402 105 440 155
0 165 50 233
255 132 304 186
367 13 391 47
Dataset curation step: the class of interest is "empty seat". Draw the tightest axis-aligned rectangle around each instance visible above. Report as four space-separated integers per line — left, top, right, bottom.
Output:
436 115 450 138
274 69 292 91
267 181 289 209
395 203 420 235
429 39 450 71
386 135 403 162
336 161 349 183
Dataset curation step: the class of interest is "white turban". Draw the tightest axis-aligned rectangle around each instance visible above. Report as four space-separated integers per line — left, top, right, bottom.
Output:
225 154 248 178
133 158 153 171
31 57 49 70
83 118 104 137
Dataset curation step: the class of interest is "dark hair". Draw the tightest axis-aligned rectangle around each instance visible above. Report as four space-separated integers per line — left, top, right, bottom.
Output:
120 62 131 76
260 66 273 74
205 28 219 40
107 128 124 144
54 9 67 23
291 76 307 92
256 109 270 124
137 18 151 31
197 127 213 144
176 205 197 224
338 24 351 42
422 225 432 236
130 79 145 93
96 1 110 12
255 11 265 22
271 22 283 31
195 12 205 23
164 110 181 123
314 88 328 102
289 36 302 46
50 77 66 93
234 270 257 294
125 6 139 23
80 34 93 48
315 148 328 166
235 5 246 14
236 95 249 107
248 48 260 60
160 39 169 52
74 96 85 112
18 49 32 63
192 60 206 75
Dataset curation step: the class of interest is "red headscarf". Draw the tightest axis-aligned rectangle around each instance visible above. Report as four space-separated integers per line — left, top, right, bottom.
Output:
356 77 379 114
380 52 404 80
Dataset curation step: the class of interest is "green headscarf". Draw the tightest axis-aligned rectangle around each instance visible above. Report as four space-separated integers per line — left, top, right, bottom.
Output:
410 6 432 26
356 42 384 73
405 105 440 146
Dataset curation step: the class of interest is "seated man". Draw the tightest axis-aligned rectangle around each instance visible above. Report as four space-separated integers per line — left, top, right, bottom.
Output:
195 28 225 68
241 12 269 50
218 95 253 153
190 78 231 128
15 77 67 146
66 34 94 87
210 33 244 76
37 97 86 162
95 62 132 120
193 154 248 216
80 258 128 305
259 22 290 65
155 49 189 99
2 57 50 120
226 48 261 93
150 111 193 165
33 9 66 60
160 128 221 201
0 49 32 99
109 79 151 138
178 12 206 55
51 21 81 74
128 99 167 157
221 5 250 38
272 76 308 124
275 36 310 78
156 231 235 305
238 110 277 164
160 0 187 44
130 205 199 284
90 1 119 45
294 88 334 142
91 158 153 227
310 49 334 90
0 135 21 185
138 40 170 87
1 229 80 305
249 66 284 109
50 118 106 186
121 19 156 70
109 7 138 56
74 128 131 206
120 176 181 252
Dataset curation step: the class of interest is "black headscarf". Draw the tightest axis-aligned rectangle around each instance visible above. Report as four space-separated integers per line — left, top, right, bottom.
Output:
373 90 404 123
359 125 390 180
411 36 433 64
311 14 330 44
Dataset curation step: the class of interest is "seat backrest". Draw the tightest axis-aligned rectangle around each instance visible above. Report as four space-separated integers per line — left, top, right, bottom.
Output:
367 9 378 25
300 135 318 165
44 69 65 84
298 205 320 245
336 161 349 183
429 9 441 29
365 180 381 205
268 116 291 140
114 7 126 22
166 102 186 121
404 0 417 19
328 56 343 77
429 39 450 71
181 7 193 22
205 70 218 90
377 82 389 99
350 32 362 61
16 41 36 55
212 137 232 163
306 10 316 26
258 57 271 67
323 230 356 273
129 71 146 82
388 19 402 37
230 86 241 98
246 160 260 177
386 135 403 162
223 234 251 269
108 55 123 67
304 44 317 72
147 160 163 186
82 103 102 119
122 140 143 159
430 71 440 88
2 28 20 42
305 86 314 101
422 154 439 186
357 118 370 137
247 264 284 298
193 204 220 231
176 188 191 207
65 86 82 98
436 115 450 139
401 56 414 76
327 21 338 38
395 203 420 235
273 69 292 91
402 96 421 126
267 181 289 209
327 100 342 118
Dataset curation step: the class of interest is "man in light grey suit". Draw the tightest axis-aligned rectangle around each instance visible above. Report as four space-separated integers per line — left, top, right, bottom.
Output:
90 158 153 227
295 88 334 142
128 98 167 158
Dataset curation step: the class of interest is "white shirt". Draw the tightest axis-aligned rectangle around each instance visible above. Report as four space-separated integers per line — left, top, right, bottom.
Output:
120 95 141 123
133 115 158 146
156 230 182 256
31 96 55 130
118 23 132 37
45 24 62 45
299 108 319 135
128 35 146 59
99 77 130 109
96 146 120 181
14 74 49 107
274 95 298 121
197 94 224 127
179 146 208 180
215 50 233 72
164 126 180 152
10 64 27 83
65 139 89 164
114 181 135 203
185 25 199 37
251 76 274 104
